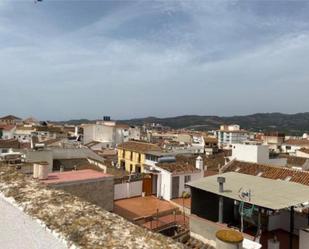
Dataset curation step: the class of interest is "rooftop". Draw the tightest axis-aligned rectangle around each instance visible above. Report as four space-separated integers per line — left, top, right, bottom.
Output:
0 139 21 149
118 141 162 153
223 160 309 185
156 161 200 173
0 124 16 131
188 172 309 210
299 148 309 154
0 115 22 120
0 165 182 249
42 169 112 185
284 139 309 147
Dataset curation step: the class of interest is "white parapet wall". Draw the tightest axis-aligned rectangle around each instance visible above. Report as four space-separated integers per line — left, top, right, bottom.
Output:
114 180 143 200
299 228 309 249
0 195 67 249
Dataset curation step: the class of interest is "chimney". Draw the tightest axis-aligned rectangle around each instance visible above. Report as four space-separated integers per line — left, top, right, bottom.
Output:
217 176 225 223
195 156 203 170
217 176 225 192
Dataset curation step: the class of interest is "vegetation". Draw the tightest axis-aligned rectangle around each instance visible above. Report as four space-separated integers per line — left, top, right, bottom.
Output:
59 112 309 135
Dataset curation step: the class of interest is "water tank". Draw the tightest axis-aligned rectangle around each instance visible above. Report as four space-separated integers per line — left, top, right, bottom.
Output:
33 163 39 178
158 156 176 163
196 156 203 170
216 229 243 249
38 162 49 180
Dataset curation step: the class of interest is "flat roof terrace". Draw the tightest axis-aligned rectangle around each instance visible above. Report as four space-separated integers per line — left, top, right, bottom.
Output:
187 172 309 210
42 169 113 185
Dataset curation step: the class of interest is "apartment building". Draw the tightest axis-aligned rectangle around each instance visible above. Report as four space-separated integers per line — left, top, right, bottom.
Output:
216 124 249 149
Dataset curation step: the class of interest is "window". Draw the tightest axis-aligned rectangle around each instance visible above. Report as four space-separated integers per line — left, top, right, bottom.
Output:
130 151 133 160
138 153 141 163
135 165 141 173
122 150 125 158
130 164 133 172
184 175 191 183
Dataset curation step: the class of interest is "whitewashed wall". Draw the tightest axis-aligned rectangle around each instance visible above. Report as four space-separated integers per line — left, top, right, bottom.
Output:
300 229 309 249
114 180 142 200
268 210 307 235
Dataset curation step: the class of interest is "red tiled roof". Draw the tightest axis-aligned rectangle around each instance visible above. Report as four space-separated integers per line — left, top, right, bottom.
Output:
156 162 200 173
299 148 309 155
117 141 161 153
224 160 309 186
0 139 20 149
285 139 309 147
0 115 21 120
0 125 16 131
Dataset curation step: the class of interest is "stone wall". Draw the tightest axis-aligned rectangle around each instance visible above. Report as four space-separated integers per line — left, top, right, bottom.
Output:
51 177 114 211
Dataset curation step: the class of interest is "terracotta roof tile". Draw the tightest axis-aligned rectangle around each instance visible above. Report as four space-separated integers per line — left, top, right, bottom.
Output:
285 139 309 147
224 160 309 186
0 139 21 149
118 141 161 153
156 162 200 173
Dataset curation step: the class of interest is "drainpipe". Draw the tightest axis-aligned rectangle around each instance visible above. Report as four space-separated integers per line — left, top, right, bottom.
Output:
290 206 294 249
217 176 225 223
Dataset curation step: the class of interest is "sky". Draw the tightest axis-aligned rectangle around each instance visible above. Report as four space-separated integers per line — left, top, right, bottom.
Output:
0 0 309 121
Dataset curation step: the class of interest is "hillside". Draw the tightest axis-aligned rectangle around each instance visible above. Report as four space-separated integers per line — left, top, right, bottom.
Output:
122 113 309 135
61 112 309 135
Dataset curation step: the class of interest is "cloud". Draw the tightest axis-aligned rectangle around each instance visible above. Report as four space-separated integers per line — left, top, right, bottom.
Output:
0 0 308 120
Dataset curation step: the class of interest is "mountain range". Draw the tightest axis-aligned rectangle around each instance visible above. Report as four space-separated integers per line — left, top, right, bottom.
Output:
60 112 309 135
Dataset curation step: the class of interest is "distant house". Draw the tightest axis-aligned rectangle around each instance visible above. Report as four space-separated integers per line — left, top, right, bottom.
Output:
0 139 21 154
204 136 218 155
216 124 249 149
230 143 287 166
0 125 16 140
83 120 140 148
144 156 204 200
282 139 309 155
296 148 309 159
0 115 22 126
117 141 161 173
262 131 285 153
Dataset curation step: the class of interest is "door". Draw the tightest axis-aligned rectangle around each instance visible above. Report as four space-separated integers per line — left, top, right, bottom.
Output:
143 177 152 196
171 176 180 199
152 174 158 195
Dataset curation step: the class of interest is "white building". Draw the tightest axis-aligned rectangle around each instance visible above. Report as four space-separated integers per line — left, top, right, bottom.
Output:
0 125 16 140
230 143 287 166
13 126 36 143
144 156 204 200
83 120 140 149
282 139 309 155
216 124 249 149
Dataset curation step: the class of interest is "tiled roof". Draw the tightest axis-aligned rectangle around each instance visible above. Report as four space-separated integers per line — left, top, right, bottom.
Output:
0 139 20 149
118 141 161 153
299 148 309 154
0 125 16 131
223 160 309 186
284 139 309 147
0 115 21 120
156 162 200 173
35 126 63 133
285 156 308 167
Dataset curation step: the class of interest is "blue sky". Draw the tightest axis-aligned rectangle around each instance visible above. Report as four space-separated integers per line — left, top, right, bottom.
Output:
0 0 309 120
